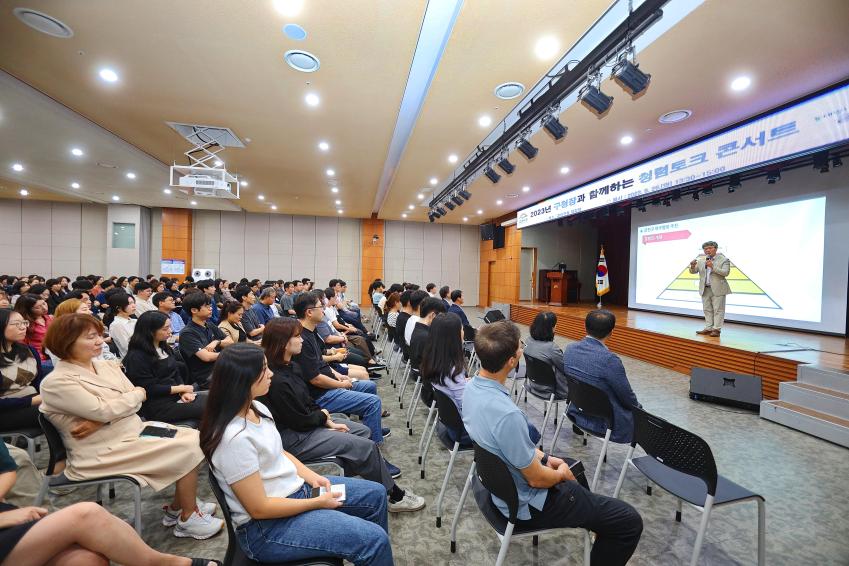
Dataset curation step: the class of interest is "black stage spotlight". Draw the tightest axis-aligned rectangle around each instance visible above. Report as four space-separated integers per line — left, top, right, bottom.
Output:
702 185 714 196
497 156 515 174
728 174 741 192
542 116 568 140
431 209 441 219
428 213 435 223
444 201 456 211
435 206 447 216
662 198 671 207
833 155 843 168
484 166 501 184
651 197 661 206
672 189 681 201
637 205 647 212
613 57 651 97
517 139 538 160
692 191 700 201
451 194 464 206
615 207 626 217
458 188 472 200
813 150 829 173
579 84 613 116
766 169 781 184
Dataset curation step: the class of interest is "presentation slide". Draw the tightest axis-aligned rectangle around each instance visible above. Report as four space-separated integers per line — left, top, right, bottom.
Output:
632 197 826 324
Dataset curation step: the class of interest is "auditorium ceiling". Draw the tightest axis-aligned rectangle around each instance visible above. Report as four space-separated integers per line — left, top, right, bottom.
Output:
0 0 848 223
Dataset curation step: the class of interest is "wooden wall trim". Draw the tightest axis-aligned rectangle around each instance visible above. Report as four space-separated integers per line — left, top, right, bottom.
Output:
161 208 192 281
361 219 384 305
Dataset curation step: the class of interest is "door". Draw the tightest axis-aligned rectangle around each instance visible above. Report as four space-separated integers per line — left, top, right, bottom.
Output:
519 247 537 302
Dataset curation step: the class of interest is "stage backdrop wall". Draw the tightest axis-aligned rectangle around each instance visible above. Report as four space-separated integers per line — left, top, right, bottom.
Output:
520 222 598 302
628 165 849 334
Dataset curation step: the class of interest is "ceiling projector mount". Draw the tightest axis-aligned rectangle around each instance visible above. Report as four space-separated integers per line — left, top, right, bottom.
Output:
167 123 242 199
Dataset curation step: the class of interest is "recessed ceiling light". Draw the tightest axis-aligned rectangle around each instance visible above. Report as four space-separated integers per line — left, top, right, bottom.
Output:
620 135 634 145
730 75 752 92
560 166 570 175
70 147 84 157
337 209 344 214
273 0 304 17
335 199 341 205
331 187 339 193
326 168 335 177
126 172 136 179
305 93 320 107
401 213 408 218
98 68 119 83
214 160 223 167
111 195 120 201
271 204 278 210
97 162 116 168
658 109 693 124
11 163 23 172
534 35 560 60
163 188 172 194
429 177 438 185
494 82 525 100
318 141 330 151
496 199 503 205
71 182 80 189
408 205 414 210
240 180 248 187
448 154 458 164
13 8 74 38
284 50 320 73
190 200 198 206
477 209 483 215
283 23 307 41
478 115 492 128
417 193 424 200
19 189 28 197
258 194 265 200
463 216 468 222
522 185 530 192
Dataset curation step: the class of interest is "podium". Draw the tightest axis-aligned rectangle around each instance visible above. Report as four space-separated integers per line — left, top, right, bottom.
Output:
546 271 566 306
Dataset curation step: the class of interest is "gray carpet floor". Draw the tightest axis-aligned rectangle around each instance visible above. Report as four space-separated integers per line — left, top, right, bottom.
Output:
23 307 849 565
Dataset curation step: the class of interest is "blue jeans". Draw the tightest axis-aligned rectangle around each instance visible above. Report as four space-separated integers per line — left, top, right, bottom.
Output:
237 476 393 566
316 383 382 444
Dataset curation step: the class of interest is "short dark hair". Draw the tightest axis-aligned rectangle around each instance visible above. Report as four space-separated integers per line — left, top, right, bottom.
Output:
328 279 340 288
450 289 462 302
585 309 616 339
439 285 450 299
426 283 436 292
182 292 210 315
151 291 173 307
324 287 336 300
474 320 521 373
197 279 214 291
409 289 429 311
399 290 412 307
133 281 151 294
529 311 557 342
234 286 253 302
71 279 93 291
419 297 447 319
44 313 105 361
294 293 319 319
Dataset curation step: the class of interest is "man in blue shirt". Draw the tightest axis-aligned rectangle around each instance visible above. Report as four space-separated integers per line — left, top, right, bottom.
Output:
564 310 641 444
463 321 642 565
251 287 277 325
153 292 184 338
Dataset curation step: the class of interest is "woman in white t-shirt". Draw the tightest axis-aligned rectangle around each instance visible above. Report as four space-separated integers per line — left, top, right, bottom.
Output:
105 292 137 358
200 343 393 566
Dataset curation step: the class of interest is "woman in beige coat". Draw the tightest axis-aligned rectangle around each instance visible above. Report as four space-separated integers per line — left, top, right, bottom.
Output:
38 313 224 540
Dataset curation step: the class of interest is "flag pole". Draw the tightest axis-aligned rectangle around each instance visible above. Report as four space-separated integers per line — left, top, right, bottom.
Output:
597 245 605 309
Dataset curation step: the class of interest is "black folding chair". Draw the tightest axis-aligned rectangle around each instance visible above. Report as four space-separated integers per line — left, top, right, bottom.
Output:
208 475 343 566
521 354 567 449
613 407 765 566
2 426 42 461
36 414 143 534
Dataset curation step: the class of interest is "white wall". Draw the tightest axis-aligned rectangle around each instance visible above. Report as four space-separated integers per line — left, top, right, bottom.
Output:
383 221 480 305
106 204 146 277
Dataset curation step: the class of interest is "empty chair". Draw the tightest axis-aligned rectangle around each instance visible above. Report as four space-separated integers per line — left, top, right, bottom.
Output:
613 407 765 566
521 354 567 449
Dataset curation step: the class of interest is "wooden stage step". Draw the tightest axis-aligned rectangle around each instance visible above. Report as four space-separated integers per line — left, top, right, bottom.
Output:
760 400 849 448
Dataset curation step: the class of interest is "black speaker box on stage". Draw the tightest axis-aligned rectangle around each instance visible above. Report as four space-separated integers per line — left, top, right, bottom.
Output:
689 367 762 411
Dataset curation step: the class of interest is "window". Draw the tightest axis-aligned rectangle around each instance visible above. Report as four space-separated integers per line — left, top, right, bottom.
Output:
112 222 136 249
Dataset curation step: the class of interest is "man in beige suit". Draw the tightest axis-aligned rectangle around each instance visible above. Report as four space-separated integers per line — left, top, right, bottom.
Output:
688 241 731 337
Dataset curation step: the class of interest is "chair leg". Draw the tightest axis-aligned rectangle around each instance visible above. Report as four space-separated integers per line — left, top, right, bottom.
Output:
537 394 555 450
418 403 437 465
436 444 461 527
406 378 422 434
613 445 635 498
35 477 50 506
646 481 652 496
419 409 438 479
109 483 116 499
584 530 592 566
590 430 611 493
398 363 411 407
494 522 514 566
26 437 36 462
676 498 683 522
689 496 714 566
756 499 766 566
96 484 104 506
133 485 143 535
549 408 567 450
450 462 475 552
532 535 538 546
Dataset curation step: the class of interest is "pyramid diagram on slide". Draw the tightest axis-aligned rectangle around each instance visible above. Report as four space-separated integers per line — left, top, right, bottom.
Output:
656 262 781 309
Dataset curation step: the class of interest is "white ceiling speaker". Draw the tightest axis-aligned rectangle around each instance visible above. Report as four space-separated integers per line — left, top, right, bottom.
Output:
13 8 73 38
191 268 216 280
494 82 525 100
284 50 321 73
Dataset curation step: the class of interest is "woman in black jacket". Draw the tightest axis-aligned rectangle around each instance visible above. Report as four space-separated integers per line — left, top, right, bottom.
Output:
122 311 206 423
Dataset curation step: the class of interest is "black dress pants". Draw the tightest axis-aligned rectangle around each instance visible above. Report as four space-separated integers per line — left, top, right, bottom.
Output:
0 404 40 432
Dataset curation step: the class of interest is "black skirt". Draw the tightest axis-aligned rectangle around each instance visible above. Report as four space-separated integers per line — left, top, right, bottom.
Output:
0 502 38 563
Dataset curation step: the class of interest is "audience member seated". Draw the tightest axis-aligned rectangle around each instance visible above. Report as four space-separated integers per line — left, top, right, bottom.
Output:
370 281 385 308
0 310 44 433
323 288 376 357
404 290 429 346
218 301 251 345
0 442 220 566
447 289 471 327
251 287 277 327
123 311 207 423
201 344 393 565
331 280 366 332
234 286 265 341
93 279 114 312
197 280 220 324
104 292 136 358
45 278 63 315
294 294 387 446
153 291 185 339
384 292 401 329
260 318 424 512
178 293 232 390
524 311 569 399
14 294 53 368
438 285 451 308
463 321 643 565
395 290 412 345
409 297 446 370
133 281 155 315
47 299 117 365
425 283 437 298
9 281 30 306
0 290 10 310
564 310 642 444
279 281 296 316
317 289 378 371
39 313 224 540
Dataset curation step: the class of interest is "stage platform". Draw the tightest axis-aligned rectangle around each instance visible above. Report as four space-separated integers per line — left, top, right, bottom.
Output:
510 302 849 400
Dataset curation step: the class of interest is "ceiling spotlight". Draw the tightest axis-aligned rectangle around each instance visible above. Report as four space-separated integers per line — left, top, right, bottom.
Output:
620 135 634 145
702 186 714 196
462 216 469 222
431 209 442 219
560 166 570 175
459 188 472 200
579 84 613 116
19 188 28 196
337 209 344 214
663 198 671 207
71 182 80 189
214 160 223 167
671 189 681 201
402 213 408 218
430 177 438 185
517 139 538 160
435 206 447 216
305 93 320 107
812 150 830 173
111 195 120 201
497 156 515 174
125 172 136 179
273 0 304 17
478 115 492 128
416 193 424 200
70 147 84 157
484 166 501 184
408 205 414 210
318 141 330 151
326 168 335 177
833 155 843 168
331 187 339 193
496 199 503 206
692 191 700 201
428 214 435 223
163 188 172 194
542 115 567 140
728 174 741 192
477 209 483 215
240 180 248 187
11 163 23 172
190 200 198 206
613 57 651 97
637 205 646 212
258 194 265 200
98 68 119 83
766 169 781 184
451 194 464 206
534 35 560 60
730 75 752 92
448 154 458 164
522 186 530 193
445 201 456 210
271 205 278 210
335 199 342 205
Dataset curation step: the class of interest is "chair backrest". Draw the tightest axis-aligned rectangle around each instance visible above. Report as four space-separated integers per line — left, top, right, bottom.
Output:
565 375 614 430
523 354 557 390
472 442 520 523
208 474 239 566
631 407 719 496
483 309 505 323
37 414 66 476
432 387 463 434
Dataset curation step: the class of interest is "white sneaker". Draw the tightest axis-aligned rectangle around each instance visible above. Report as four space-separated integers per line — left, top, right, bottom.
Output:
162 499 217 527
388 490 426 513
173 509 224 540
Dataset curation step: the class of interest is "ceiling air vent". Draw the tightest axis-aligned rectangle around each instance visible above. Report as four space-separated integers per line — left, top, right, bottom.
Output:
13 8 73 38
166 123 245 148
